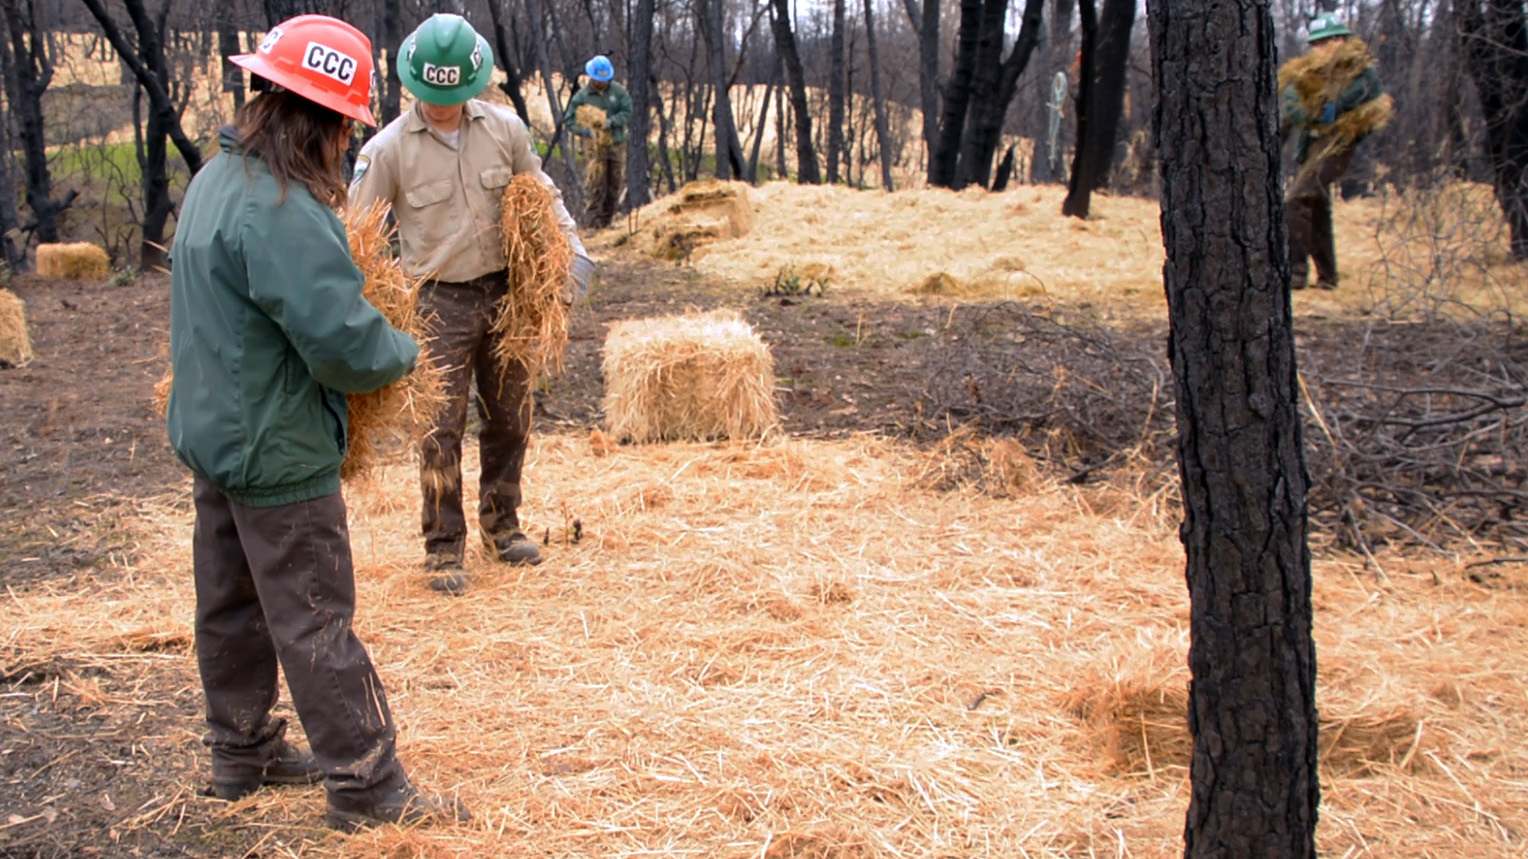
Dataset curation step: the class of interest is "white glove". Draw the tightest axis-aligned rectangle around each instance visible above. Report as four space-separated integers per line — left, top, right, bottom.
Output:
564 253 596 306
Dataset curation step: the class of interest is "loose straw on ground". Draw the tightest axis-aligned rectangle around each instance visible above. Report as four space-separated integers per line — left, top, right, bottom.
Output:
495 173 573 384
341 201 446 481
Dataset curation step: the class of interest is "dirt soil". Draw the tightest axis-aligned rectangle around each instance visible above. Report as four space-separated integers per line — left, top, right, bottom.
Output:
0 257 1039 857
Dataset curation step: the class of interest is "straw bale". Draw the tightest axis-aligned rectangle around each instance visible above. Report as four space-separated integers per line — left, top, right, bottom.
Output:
0 288 34 368
495 173 573 382
601 309 779 443
342 202 447 481
35 242 109 280
648 180 753 261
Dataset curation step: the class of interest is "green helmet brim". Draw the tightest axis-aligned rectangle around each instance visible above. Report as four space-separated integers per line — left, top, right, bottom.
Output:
399 32 494 106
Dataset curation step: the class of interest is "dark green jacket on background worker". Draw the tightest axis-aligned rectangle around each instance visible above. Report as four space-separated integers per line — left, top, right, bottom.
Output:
564 80 634 143
168 129 418 508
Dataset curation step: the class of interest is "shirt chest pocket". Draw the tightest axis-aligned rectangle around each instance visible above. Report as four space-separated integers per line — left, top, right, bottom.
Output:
480 167 514 191
405 177 454 209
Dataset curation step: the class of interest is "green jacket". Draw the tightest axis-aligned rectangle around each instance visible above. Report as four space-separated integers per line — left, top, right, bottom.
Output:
167 129 418 507
564 81 633 143
1281 66 1383 164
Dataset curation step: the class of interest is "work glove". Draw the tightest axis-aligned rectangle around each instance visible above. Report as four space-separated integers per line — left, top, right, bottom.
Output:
575 127 593 138
1320 103 1337 124
562 253 596 306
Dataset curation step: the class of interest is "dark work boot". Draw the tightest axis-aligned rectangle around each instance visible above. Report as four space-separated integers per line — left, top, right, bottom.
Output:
423 551 468 596
326 783 472 832
485 531 542 566
211 739 322 801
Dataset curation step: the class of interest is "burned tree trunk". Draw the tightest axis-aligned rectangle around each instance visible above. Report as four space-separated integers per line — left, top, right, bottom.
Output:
769 0 820 183
1 0 76 249
699 0 746 180
1460 0 1528 260
1151 0 1320 854
1063 0 1134 216
486 0 532 126
958 0 1046 188
865 0 895 190
626 0 657 208
827 0 847 183
929 0 985 187
216 0 245 113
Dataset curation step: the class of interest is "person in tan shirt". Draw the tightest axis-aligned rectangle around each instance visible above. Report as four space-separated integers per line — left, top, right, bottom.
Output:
351 13 593 594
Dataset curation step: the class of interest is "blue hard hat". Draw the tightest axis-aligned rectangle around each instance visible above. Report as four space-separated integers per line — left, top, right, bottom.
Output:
585 55 614 82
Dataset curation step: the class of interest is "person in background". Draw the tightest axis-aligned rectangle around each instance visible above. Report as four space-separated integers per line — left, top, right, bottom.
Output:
351 13 594 595
167 14 468 830
1280 13 1386 291
563 54 633 229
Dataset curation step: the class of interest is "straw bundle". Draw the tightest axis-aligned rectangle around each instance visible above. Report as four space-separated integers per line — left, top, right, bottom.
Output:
341 201 446 481
495 173 573 383
650 180 752 262
575 103 612 150
1279 37 1394 163
601 309 779 443
0 288 33 368
36 243 109 280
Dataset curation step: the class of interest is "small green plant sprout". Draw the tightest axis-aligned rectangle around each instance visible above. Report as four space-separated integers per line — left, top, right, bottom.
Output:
112 266 139 286
767 263 833 297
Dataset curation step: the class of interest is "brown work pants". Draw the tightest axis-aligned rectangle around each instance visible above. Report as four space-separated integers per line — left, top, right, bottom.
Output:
417 274 533 558
192 477 406 802
585 144 626 230
1286 146 1355 287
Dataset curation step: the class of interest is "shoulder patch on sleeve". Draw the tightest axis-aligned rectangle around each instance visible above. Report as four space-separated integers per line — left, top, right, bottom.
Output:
350 154 371 185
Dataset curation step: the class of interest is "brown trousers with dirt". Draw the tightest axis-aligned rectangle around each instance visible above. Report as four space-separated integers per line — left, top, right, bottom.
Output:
586 145 626 230
418 273 533 559
1286 146 1356 288
192 477 407 802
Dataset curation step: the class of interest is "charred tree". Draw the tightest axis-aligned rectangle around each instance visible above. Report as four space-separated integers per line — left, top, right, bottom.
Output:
768 0 820 183
262 0 338 25
379 0 403 124
1460 0 1528 260
958 0 1045 188
929 0 986 187
900 0 941 168
699 0 746 180
216 0 245 112
1 0 76 250
626 0 657 209
80 0 205 270
1151 0 1320 855
1063 0 1134 216
486 0 531 125
864 0 894 190
827 0 847 183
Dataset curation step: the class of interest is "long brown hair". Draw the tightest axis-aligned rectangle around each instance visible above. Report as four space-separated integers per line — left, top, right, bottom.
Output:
234 90 351 208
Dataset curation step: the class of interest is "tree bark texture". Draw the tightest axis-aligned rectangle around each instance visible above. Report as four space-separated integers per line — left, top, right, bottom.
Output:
626 0 657 209
827 0 847 183
863 0 895 191
216 0 244 112
1082 0 1135 188
1459 0 1528 260
487 0 532 126
768 0 820 183
950 0 1008 188
1150 0 1320 856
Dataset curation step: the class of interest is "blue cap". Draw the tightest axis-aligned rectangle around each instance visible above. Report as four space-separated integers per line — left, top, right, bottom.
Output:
585 55 614 82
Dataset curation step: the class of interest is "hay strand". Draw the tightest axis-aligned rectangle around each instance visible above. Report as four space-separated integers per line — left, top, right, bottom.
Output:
601 309 779 443
495 173 574 383
0 288 34 367
342 201 447 481
35 243 109 280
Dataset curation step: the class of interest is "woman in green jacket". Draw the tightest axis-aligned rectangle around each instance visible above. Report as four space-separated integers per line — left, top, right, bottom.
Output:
167 14 466 831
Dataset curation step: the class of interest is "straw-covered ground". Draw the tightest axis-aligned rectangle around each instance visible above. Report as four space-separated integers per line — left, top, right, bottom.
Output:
2 182 1526 858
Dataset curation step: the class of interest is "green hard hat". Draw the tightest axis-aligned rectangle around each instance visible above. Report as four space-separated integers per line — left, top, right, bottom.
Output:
399 13 493 105
1307 13 1353 43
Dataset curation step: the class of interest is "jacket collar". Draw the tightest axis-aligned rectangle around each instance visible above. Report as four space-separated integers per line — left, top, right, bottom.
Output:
405 98 485 133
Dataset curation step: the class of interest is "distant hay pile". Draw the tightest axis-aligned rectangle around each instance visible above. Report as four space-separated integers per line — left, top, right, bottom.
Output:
496 173 574 383
0 289 33 368
36 243 109 280
651 180 752 262
575 104 613 150
601 309 778 443
341 203 446 480
1279 37 1394 164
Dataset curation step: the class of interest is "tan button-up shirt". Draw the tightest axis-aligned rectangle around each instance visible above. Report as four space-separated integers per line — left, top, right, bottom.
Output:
350 99 582 284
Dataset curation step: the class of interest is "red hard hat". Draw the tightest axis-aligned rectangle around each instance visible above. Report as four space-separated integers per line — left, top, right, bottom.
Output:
231 15 377 127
